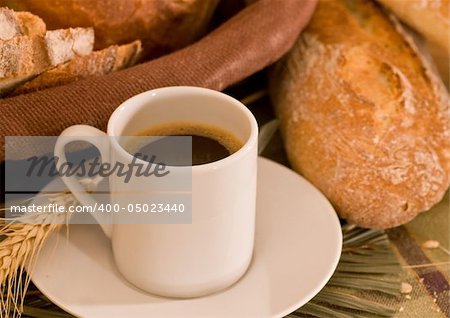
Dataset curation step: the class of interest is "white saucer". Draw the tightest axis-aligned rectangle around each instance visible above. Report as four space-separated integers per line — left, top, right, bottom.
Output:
31 157 342 318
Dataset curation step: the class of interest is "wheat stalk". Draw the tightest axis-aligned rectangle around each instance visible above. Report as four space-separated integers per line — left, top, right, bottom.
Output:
0 178 99 318
295 224 401 317
0 222 62 318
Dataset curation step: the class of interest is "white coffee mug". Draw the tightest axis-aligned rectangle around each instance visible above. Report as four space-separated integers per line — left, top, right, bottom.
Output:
54 86 258 298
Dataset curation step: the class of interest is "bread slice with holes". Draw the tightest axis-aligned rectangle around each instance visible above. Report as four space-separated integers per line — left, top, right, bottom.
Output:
0 27 94 95
13 40 142 95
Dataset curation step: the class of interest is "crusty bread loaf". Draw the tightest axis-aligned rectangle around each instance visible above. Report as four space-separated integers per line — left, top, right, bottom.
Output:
0 27 94 95
2 0 219 57
0 7 45 40
376 0 449 53
270 0 450 228
13 40 142 95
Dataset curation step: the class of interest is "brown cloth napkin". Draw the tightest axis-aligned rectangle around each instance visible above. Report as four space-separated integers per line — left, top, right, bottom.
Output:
0 0 318 160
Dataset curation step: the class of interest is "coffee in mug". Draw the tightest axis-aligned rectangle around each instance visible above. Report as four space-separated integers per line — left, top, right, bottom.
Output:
129 122 243 166
54 86 258 298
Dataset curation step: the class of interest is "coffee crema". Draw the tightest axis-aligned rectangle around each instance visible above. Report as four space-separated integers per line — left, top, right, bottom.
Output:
129 122 243 166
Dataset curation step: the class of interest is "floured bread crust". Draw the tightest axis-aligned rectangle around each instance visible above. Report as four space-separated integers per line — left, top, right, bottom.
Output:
270 0 450 228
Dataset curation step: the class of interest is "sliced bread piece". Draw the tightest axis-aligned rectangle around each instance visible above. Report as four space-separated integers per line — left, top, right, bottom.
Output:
0 27 94 95
0 35 49 93
0 7 45 40
13 40 142 95
0 7 22 40
45 27 94 65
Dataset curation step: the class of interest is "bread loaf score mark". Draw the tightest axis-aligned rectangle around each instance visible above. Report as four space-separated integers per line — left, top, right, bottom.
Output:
270 0 450 229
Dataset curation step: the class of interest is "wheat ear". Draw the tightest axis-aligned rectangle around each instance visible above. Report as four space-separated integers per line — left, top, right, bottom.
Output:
0 222 63 318
0 180 95 318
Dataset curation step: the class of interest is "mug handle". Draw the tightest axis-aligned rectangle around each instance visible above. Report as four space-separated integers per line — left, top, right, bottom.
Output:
54 125 113 238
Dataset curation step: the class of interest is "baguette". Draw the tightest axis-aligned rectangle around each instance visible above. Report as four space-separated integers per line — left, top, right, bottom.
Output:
376 0 449 53
13 40 142 95
270 0 450 228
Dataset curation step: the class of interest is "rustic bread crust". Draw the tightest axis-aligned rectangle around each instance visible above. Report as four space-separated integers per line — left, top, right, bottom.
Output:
270 0 450 228
15 11 46 37
13 40 142 95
